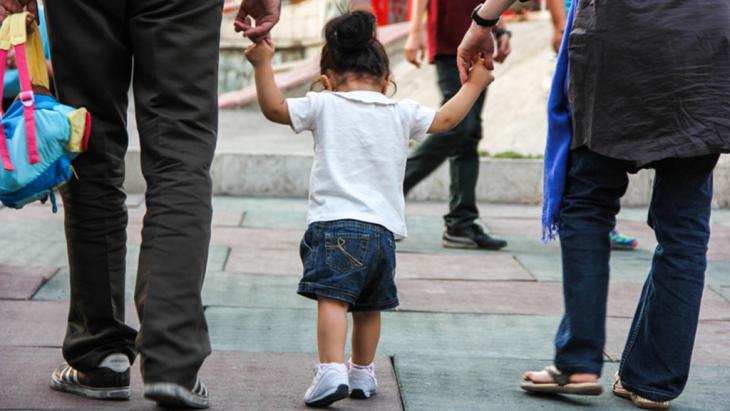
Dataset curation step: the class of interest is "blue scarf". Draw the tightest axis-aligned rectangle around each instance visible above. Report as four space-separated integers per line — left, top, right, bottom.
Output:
541 0 578 241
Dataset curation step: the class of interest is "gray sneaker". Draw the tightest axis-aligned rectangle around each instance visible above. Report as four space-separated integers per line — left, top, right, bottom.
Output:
50 354 131 400
144 376 210 409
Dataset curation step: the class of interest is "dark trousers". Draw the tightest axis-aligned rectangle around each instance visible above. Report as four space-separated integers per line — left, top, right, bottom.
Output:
46 0 222 386
403 56 486 229
555 147 718 402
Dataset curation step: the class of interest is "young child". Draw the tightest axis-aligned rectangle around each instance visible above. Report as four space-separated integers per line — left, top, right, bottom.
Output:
245 11 493 408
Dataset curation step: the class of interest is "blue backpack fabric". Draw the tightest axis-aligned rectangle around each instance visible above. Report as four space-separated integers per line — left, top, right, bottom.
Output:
0 13 90 212
0 95 90 211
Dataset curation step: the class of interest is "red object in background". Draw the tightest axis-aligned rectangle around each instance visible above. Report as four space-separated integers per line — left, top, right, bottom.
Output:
373 0 411 25
373 0 389 25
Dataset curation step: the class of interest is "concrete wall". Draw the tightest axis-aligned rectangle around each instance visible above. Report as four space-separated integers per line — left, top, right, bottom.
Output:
123 152 730 207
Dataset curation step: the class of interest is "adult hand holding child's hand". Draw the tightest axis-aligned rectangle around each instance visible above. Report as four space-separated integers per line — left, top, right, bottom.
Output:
235 0 281 44
244 39 275 67
466 58 494 89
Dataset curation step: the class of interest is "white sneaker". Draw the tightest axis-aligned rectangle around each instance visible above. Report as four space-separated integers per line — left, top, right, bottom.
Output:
348 360 377 399
304 363 349 407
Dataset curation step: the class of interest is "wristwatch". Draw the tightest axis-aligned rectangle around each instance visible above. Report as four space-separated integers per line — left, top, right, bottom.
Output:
471 4 500 28
494 28 512 39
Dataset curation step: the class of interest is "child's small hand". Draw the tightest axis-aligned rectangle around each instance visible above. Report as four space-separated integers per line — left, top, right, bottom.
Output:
244 39 275 68
466 58 495 89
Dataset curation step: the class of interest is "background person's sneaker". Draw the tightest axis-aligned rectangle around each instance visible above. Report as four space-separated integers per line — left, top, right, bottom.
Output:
304 363 349 407
50 353 131 400
443 224 508 250
348 360 377 399
144 376 210 409
610 229 639 250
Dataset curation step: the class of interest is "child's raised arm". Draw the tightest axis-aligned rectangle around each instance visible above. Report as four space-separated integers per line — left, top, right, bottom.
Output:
245 40 291 125
428 60 494 133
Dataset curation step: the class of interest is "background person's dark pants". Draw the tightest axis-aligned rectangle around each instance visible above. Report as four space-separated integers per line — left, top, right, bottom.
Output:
555 147 718 402
46 0 222 387
403 56 486 230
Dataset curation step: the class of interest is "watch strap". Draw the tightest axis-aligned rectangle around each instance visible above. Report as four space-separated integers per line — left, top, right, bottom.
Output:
471 4 500 27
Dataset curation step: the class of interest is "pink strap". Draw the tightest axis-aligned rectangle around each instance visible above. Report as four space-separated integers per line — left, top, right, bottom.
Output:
14 43 39 165
0 48 13 171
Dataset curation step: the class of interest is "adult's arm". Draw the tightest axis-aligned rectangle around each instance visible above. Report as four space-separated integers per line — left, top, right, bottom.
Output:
403 0 428 68
349 0 374 14
547 0 566 53
456 0 517 83
235 0 282 44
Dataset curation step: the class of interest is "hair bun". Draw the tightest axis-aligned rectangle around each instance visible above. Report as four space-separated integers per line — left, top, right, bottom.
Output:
325 11 376 54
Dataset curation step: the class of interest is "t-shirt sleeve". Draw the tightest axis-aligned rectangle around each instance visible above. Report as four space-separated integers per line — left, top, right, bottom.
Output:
399 99 437 142
287 92 323 134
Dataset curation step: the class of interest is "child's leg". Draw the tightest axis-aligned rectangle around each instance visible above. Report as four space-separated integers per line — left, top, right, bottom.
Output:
351 311 381 365
317 298 349 363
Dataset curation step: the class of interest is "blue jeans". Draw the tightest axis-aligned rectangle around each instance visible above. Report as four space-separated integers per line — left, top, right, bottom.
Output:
555 147 718 402
298 220 399 312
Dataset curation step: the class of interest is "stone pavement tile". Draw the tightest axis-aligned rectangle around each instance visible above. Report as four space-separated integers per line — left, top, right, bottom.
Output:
396 228 552 257
212 197 309 213
125 194 145 208
394 355 730 411
515 251 660 283
614 219 730 262
713 285 730 303
203 272 310 309
211 226 303 248
0 301 138 347
204 259 530 309
477 204 542 219
706 262 730 289
518 250 730 285
0 206 64 222
34 244 229 303
483 218 542 238
708 224 730 261
395 252 534 281
396 280 730 320
713 209 730 227
225 247 302 275
0 265 58 300
126 207 245 228
242 209 309 230
616 207 650 222
605 318 730 367
404 201 449 217
0 238 67 268
206 307 562 360
0 347 401 411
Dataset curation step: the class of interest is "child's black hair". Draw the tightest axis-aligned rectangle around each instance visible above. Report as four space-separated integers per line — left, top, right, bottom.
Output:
320 11 390 83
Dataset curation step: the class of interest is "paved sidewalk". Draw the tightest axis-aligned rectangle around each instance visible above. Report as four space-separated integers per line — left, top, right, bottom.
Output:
1 198 729 410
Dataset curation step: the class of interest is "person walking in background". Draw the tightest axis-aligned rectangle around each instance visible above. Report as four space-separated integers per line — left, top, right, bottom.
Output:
402 0 510 250
246 9 494 407
459 0 730 409
546 0 639 252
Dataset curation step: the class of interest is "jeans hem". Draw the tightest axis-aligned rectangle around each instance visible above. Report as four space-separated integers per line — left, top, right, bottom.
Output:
297 283 357 306
351 298 399 312
619 379 678 403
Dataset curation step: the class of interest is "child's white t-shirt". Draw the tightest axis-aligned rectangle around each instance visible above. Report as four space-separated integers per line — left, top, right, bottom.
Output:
287 91 436 239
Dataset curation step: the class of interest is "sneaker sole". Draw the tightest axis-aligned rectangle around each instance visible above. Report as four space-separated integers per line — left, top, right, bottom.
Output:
305 384 349 408
350 388 376 399
442 238 507 250
144 383 210 409
50 375 130 400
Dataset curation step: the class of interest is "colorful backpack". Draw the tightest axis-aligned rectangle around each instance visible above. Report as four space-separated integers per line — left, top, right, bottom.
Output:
0 13 90 212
